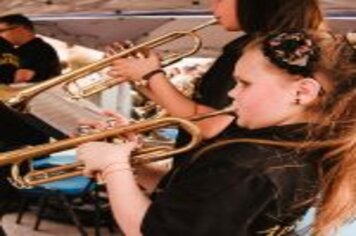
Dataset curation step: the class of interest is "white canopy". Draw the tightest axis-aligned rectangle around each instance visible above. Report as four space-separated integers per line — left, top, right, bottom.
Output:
0 0 355 14
0 0 355 55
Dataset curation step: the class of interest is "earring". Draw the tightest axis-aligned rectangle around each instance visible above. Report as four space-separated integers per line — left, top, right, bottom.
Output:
295 91 301 105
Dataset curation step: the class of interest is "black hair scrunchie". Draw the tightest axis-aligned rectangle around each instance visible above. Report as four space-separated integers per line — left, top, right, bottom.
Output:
263 30 320 77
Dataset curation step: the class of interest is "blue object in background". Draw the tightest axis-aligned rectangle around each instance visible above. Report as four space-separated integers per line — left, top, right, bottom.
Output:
157 128 179 140
297 208 356 235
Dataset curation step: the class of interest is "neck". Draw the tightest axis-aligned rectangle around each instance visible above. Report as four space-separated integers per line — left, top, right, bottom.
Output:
275 109 320 127
294 111 321 124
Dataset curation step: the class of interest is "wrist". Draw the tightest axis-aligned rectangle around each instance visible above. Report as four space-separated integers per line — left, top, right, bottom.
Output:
142 69 166 81
131 68 166 87
102 162 130 173
102 162 133 181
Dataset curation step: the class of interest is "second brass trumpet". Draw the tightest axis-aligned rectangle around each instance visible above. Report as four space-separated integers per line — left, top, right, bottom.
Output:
0 18 218 109
3 107 234 188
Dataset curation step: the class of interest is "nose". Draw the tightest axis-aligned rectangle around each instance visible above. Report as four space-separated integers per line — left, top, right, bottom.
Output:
228 84 238 99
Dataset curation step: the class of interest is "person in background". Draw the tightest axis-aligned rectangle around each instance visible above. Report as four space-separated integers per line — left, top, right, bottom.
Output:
0 13 61 83
0 14 62 153
0 13 60 162
78 31 356 235
0 14 60 222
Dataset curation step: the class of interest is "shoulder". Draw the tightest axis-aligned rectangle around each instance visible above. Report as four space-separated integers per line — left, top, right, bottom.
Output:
223 33 254 53
34 38 57 53
19 38 57 54
192 138 317 188
184 141 279 190
162 152 278 204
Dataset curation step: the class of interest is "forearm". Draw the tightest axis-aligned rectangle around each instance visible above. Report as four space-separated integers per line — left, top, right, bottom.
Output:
105 169 151 236
134 85 160 104
146 73 206 117
194 112 235 139
15 69 35 83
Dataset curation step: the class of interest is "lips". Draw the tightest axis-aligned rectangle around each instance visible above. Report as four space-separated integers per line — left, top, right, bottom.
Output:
231 106 239 116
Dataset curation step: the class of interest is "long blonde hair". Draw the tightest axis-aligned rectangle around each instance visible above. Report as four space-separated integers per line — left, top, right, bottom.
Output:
263 32 356 235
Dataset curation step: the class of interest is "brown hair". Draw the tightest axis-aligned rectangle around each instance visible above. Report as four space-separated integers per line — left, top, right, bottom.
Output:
238 0 323 33
306 34 356 235
253 32 356 234
0 14 34 32
247 31 356 235
195 32 356 235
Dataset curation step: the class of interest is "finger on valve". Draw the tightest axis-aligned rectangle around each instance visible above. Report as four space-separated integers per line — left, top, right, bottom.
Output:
102 110 130 126
76 118 107 136
101 110 139 142
105 41 127 57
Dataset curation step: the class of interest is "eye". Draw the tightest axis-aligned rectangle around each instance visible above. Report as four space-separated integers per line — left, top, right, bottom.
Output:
238 80 251 88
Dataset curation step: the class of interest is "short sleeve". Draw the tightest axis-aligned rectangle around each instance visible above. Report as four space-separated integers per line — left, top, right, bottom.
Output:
17 39 60 82
141 166 276 236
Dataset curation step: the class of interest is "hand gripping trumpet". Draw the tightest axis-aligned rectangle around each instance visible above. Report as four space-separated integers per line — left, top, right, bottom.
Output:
0 107 235 188
0 18 218 109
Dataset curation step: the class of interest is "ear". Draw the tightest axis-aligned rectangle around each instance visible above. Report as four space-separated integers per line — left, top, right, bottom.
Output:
295 78 322 105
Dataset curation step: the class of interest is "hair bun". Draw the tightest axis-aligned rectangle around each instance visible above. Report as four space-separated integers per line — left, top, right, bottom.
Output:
263 31 320 77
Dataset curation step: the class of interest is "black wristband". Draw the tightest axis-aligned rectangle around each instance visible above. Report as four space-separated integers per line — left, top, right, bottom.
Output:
142 69 165 81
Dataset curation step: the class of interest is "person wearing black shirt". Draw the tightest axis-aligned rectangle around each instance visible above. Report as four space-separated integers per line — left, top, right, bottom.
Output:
0 14 61 150
77 31 356 235
0 14 60 83
0 37 19 84
0 14 60 223
0 14 61 156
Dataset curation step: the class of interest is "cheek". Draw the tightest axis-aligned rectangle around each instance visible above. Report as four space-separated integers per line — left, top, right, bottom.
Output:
241 90 276 115
214 1 239 30
241 85 275 105
237 86 290 127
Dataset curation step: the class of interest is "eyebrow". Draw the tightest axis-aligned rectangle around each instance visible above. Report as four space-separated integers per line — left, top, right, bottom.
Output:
234 75 250 84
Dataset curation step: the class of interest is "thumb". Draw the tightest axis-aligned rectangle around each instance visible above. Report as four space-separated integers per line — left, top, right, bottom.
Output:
82 168 95 177
148 50 160 60
122 141 138 153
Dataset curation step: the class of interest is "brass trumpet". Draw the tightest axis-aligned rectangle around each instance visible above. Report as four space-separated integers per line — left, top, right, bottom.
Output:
1 107 234 188
0 18 218 109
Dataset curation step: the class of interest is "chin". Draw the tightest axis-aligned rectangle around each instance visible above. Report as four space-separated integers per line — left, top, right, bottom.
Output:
225 26 239 32
237 119 262 130
236 119 248 129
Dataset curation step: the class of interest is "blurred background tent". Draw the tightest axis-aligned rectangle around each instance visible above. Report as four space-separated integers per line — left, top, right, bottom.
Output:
0 0 354 56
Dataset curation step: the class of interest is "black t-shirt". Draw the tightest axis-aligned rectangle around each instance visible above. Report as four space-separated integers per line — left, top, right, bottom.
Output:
142 124 320 236
193 34 253 109
0 103 52 151
0 37 19 84
17 37 61 82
